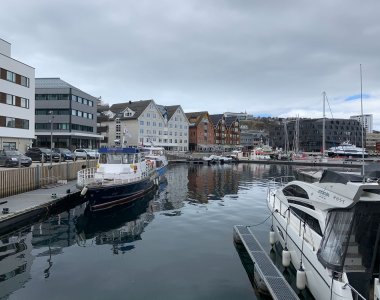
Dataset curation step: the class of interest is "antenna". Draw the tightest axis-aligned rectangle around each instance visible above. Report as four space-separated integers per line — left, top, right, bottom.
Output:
322 92 326 158
360 64 365 179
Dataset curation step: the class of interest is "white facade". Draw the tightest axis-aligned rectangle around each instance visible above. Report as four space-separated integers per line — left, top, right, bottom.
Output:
0 38 35 151
350 114 373 133
102 101 189 151
165 106 189 151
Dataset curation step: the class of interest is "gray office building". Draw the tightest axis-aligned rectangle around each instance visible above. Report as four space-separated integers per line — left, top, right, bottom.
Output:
34 78 102 149
270 118 365 152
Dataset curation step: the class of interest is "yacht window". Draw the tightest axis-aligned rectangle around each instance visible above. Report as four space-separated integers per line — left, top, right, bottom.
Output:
283 184 309 199
290 207 322 236
288 200 314 210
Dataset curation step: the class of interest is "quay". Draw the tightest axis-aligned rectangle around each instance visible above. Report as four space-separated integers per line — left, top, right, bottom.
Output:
0 180 83 235
233 225 299 300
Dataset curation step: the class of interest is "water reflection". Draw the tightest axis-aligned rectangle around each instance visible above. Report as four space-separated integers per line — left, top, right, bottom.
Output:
0 229 33 300
0 163 299 300
74 192 156 254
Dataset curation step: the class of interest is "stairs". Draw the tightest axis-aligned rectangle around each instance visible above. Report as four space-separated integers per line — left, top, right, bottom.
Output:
343 234 366 273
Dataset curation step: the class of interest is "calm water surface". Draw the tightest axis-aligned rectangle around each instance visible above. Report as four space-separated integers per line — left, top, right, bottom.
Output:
1 163 297 300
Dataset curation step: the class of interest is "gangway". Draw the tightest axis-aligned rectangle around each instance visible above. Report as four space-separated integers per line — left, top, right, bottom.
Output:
234 225 299 300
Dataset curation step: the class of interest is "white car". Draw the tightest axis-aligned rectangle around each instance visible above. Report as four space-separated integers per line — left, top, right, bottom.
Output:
73 149 99 160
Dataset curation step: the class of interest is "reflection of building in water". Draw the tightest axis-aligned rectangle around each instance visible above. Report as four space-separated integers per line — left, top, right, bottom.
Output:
187 164 240 203
75 196 155 254
0 230 34 299
32 203 87 249
153 165 188 212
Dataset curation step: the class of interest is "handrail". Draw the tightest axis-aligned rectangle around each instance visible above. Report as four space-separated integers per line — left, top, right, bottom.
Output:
342 282 366 300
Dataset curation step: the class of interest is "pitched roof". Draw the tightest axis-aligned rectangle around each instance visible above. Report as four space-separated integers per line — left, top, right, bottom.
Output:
109 100 153 120
225 116 238 128
165 105 181 120
209 114 223 127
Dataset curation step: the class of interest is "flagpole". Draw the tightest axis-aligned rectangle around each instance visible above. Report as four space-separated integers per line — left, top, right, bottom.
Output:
360 64 365 179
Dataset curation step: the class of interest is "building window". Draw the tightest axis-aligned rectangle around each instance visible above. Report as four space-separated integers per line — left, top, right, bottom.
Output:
21 98 29 108
6 71 15 82
140 121 144 125
6 117 15 128
6 94 14 105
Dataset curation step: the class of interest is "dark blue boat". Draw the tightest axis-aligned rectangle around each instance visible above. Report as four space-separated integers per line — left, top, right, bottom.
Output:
77 147 158 212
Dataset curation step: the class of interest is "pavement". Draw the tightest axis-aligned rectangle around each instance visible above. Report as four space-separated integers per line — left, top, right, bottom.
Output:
0 181 83 235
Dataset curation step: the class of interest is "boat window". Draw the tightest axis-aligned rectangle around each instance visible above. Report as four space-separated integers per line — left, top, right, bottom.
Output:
283 184 309 199
288 200 315 210
290 207 322 236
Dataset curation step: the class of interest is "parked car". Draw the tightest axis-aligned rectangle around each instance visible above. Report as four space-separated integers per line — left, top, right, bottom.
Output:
25 147 61 162
53 148 74 161
73 149 100 160
0 150 32 167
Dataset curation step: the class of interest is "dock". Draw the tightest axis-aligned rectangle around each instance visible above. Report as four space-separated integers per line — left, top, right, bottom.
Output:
234 225 299 300
0 181 84 235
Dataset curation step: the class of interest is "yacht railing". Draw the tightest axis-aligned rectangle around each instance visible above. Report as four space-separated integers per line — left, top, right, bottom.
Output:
77 165 155 188
342 282 366 300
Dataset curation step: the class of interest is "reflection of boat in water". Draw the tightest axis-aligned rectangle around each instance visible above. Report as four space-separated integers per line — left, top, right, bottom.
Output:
267 168 380 299
74 192 155 251
77 147 158 212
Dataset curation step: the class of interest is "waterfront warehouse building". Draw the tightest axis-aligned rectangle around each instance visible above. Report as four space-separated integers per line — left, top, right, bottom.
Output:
270 118 365 152
98 100 189 151
0 38 35 152
35 78 102 149
186 111 215 152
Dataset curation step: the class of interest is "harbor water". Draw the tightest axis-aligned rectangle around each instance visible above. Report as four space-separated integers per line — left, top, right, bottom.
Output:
1 163 308 300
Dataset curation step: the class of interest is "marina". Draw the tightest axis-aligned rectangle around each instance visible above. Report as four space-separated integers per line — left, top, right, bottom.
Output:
0 159 380 299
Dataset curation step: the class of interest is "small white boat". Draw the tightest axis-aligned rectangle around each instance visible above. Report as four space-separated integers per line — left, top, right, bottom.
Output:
141 146 168 181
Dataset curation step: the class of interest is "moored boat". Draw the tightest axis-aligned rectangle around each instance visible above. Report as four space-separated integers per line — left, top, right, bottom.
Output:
141 146 168 181
327 141 368 158
267 168 380 299
77 147 158 212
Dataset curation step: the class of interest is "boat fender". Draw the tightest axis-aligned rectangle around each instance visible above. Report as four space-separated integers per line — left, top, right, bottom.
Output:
269 229 276 246
296 267 306 290
80 186 88 196
134 165 137 172
282 248 291 267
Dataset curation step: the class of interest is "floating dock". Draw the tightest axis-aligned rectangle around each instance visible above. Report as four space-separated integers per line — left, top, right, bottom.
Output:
234 225 299 300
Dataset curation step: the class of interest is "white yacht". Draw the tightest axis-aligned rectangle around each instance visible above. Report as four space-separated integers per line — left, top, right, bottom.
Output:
267 168 380 299
327 141 368 158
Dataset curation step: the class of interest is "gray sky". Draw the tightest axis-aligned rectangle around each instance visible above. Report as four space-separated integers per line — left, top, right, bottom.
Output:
2 0 380 129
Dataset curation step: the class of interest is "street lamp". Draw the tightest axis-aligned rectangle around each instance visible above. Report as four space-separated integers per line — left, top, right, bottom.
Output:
49 110 54 168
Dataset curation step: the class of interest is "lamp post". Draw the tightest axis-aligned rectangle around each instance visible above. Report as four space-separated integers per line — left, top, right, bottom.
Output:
49 111 54 168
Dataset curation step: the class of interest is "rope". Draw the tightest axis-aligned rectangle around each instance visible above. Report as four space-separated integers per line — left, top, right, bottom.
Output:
246 213 272 228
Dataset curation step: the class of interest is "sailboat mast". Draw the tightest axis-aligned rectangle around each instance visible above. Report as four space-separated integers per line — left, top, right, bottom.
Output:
322 92 326 157
360 64 365 178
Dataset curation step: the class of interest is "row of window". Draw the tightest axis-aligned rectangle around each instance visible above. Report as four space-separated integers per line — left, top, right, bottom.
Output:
139 120 188 130
0 68 30 87
0 115 29 129
0 92 29 108
72 109 94 119
35 94 94 107
35 123 93 132
35 109 94 119
137 137 188 144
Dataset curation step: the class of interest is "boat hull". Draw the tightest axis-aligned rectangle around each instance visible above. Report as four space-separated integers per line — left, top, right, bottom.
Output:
85 177 156 212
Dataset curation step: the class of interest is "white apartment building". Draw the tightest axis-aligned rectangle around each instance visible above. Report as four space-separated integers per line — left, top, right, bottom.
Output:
0 38 35 151
100 100 189 151
350 114 373 133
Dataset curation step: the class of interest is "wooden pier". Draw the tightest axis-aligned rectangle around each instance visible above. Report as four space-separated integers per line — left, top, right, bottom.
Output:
234 225 299 300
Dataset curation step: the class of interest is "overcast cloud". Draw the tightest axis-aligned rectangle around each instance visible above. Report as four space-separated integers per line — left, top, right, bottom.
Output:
1 0 379 129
